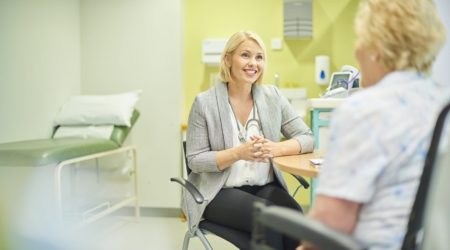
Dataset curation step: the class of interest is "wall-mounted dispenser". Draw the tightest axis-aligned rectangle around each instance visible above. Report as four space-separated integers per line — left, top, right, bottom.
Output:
315 55 330 85
201 39 228 66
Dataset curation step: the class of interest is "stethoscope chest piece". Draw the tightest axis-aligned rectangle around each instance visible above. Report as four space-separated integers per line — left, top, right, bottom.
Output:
229 94 262 144
238 132 246 143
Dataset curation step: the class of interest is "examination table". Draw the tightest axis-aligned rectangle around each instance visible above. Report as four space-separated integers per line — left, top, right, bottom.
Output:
0 110 140 227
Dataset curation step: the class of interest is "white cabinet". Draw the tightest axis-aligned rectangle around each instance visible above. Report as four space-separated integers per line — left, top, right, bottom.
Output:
280 88 308 119
201 39 227 66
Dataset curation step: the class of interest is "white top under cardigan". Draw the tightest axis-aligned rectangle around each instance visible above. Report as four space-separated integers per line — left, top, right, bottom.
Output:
224 103 274 187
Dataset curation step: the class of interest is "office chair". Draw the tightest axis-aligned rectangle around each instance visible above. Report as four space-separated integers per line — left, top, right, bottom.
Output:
170 141 310 250
251 103 450 250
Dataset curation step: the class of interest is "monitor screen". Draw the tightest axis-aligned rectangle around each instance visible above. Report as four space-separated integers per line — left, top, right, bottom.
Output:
329 72 352 91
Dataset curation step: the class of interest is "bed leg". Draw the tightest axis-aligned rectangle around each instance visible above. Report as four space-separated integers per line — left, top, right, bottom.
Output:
132 147 140 221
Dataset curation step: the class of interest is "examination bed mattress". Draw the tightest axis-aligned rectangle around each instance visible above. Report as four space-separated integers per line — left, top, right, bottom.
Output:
0 109 139 167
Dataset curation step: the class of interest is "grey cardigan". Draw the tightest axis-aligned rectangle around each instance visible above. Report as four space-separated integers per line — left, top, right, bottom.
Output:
184 82 314 228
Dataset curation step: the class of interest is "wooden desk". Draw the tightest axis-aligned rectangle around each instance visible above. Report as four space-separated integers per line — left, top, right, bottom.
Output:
273 152 323 204
272 152 321 177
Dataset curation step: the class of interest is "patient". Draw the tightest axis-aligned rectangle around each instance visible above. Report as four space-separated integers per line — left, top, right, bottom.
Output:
300 0 448 249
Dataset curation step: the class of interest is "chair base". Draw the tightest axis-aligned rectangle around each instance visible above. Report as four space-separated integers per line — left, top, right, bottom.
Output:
182 220 251 250
182 228 212 250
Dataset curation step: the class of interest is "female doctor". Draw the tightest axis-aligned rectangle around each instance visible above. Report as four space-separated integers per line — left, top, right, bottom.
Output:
185 30 314 249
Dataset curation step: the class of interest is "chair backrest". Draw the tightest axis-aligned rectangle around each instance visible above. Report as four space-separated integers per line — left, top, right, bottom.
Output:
183 140 191 175
422 130 450 249
402 103 450 250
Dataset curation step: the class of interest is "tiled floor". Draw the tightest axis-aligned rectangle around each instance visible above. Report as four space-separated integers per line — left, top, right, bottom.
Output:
72 216 238 250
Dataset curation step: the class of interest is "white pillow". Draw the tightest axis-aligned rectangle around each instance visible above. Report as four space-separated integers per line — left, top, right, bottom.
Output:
54 91 140 127
53 125 114 139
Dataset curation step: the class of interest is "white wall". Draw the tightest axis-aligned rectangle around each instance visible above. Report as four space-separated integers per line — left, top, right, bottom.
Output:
80 0 183 208
0 0 81 143
433 0 450 84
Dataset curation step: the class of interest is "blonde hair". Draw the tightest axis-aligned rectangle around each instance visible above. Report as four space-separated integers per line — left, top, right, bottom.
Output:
355 0 446 73
219 31 267 85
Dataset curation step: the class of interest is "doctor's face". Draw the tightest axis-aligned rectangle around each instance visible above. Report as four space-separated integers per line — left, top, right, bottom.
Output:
227 39 265 86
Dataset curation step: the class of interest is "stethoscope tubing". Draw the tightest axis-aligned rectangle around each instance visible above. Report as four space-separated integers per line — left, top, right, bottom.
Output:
228 92 263 143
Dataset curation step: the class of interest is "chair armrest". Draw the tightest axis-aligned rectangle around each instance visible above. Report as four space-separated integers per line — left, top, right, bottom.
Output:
170 177 204 204
290 174 310 189
252 203 364 250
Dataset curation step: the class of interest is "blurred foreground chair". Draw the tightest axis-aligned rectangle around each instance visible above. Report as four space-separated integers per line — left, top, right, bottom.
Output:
251 103 450 250
170 141 310 250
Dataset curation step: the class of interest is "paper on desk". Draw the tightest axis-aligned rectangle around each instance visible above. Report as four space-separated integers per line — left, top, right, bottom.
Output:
309 158 324 168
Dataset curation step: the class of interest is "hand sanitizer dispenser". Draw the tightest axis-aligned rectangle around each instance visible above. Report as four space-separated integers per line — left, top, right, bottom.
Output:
315 55 330 85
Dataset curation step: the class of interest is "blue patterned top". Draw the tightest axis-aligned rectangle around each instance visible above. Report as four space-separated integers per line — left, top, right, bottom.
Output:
316 71 450 249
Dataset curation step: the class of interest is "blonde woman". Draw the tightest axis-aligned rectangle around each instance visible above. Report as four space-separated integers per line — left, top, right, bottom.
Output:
300 0 448 249
185 31 314 249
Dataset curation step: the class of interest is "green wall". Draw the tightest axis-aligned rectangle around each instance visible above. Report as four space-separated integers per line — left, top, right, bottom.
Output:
183 0 360 206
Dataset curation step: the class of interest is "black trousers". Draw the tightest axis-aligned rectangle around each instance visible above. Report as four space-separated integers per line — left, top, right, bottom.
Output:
203 182 302 250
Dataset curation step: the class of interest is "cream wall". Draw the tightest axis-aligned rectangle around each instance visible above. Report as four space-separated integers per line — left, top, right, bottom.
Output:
80 0 183 208
0 0 184 209
0 0 81 143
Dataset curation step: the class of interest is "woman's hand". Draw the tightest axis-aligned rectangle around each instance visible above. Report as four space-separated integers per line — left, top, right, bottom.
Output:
251 135 302 158
296 243 320 250
217 137 274 170
250 135 277 161
235 138 266 162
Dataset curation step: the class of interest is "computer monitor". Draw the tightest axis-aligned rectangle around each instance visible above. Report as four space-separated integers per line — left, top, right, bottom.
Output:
328 72 352 91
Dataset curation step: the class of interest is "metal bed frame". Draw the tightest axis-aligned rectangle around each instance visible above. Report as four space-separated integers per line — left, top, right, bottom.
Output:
54 145 140 226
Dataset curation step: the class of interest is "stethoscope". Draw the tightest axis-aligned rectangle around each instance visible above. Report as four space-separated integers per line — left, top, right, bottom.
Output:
228 94 263 143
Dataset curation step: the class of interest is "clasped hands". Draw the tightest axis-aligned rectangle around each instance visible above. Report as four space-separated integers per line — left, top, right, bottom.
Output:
238 135 276 163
